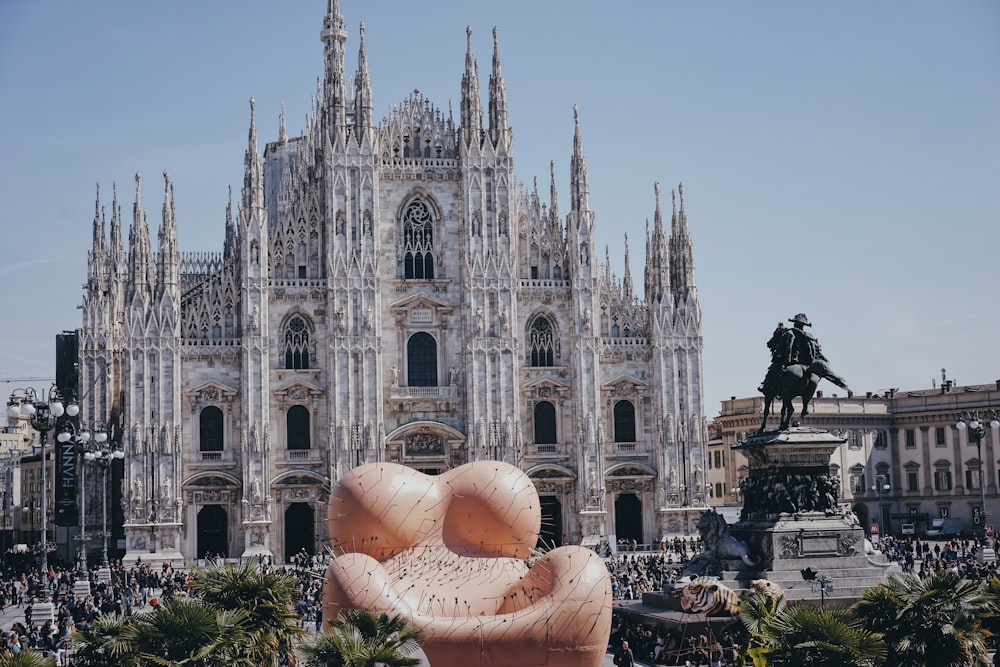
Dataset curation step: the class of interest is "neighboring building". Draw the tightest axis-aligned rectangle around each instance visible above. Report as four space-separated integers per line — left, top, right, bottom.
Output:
2 416 38 551
75 2 708 564
714 382 1000 537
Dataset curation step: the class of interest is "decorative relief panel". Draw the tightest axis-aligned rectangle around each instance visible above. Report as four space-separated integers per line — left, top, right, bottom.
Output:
405 429 445 455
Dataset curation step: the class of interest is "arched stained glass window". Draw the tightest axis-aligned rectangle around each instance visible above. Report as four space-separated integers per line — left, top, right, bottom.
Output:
283 316 311 369
402 201 434 279
527 316 555 367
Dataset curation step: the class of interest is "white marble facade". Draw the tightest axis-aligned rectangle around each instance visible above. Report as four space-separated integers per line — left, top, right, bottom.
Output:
77 1 706 564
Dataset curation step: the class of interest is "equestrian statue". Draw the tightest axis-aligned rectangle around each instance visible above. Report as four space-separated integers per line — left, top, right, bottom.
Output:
758 313 849 433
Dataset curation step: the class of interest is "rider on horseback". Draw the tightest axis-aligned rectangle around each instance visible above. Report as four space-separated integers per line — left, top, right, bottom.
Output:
758 313 827 397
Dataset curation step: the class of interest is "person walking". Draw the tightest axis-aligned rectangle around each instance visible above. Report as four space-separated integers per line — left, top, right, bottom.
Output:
614 640 635 666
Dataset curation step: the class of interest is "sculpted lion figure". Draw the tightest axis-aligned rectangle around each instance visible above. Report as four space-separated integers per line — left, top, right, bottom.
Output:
682 510 759 577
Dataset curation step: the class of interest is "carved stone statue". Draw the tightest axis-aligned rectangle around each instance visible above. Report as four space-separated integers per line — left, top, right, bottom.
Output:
681 510 758 577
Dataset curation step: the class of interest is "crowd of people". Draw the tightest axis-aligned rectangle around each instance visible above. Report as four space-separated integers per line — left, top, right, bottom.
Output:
3 531 998 664
872 533 999 580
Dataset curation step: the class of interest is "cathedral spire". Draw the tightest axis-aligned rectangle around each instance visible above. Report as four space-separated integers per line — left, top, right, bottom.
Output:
623 233 634 301
109 181 124 271
224 184 237 261
87 183 107 296
644 182 670 305
156 171 179 295
569 106 590 217
460 25 482 148
487 26 509 150
549 160 559 225
92 182 106 256
278 102 287 143
321 0 348 134
670 182 698 300
353 22 374 138
127 172 154 301
242 98 264 215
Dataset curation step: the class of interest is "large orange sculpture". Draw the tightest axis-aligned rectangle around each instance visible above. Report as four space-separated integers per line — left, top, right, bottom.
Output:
323 461 612 667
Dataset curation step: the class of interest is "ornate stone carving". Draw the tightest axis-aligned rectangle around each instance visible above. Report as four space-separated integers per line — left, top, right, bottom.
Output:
777 533 800 558
405 429 444 455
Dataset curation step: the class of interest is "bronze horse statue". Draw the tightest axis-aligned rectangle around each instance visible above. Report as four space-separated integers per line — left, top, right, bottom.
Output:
759 359 849 433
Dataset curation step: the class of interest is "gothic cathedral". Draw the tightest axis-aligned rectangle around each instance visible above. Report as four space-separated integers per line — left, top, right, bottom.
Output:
78 1 706 564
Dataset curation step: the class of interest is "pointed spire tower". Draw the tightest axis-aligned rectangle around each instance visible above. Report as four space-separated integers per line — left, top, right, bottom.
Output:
353 22 374 142
127 172 154 303
87 183 107 296
460 26 482 149
569 106 590 219
156 171 179 298
644 182 670 305
623 233 634 301
487 26 510 152
670 182 697 302
320 0 348 138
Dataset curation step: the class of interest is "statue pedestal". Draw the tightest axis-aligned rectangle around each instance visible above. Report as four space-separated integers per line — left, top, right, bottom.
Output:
645 427 899 609
727 428 899 601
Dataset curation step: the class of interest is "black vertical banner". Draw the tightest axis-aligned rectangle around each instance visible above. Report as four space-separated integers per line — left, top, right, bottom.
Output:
54 331 79 526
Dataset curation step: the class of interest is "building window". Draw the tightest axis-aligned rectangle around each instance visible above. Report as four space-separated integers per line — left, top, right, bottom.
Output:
907 471 918 492
402 200 434 279
199 406 224 452
287 405 310 450
613 400 636 443
935 427 946 447
714 451 723 469
715 482 723 498
851 474 864 494
966 466 982 490
407 332 438 387
847 430 860 450
283 316 311 369
905 429 916 449
527 316 555 367
874 431 887 449
534 401 557 444
934 469 952 491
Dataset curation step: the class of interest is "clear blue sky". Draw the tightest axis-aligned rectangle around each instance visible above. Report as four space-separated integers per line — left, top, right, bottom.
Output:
1 1 998 415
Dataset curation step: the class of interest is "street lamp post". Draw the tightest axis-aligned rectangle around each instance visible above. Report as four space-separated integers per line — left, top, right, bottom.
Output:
6 388 68 554
84 441 123 567
7 386 69 619
956 411 999 537
871 474 890 535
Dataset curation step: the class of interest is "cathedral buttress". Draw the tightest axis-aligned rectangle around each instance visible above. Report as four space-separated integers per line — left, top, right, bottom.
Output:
239 97 273 559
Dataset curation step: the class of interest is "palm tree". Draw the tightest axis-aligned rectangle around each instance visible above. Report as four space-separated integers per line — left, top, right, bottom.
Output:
299 609 425 667
853 570 996 667
185 559 306 664
125 597 257 667
0 652 56 667
70 612 140 667
737 592 885 667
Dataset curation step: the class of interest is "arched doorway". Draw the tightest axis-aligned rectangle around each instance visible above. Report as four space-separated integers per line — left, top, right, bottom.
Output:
285 502 315 560
537 496 563 550
614 493 643 546
197 505 228 559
